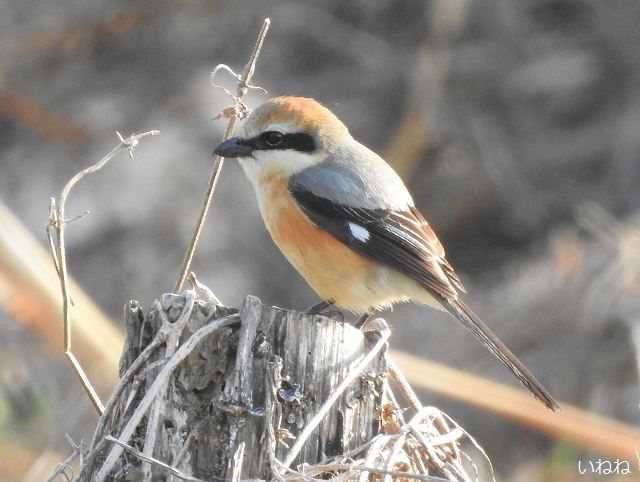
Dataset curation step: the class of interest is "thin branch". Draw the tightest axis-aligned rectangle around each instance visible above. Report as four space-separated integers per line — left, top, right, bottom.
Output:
47 130 159 415
171 430 197 482
161 289 197 357
89 335 163 450
281 319 391 469
409 425 460 480
270 458 317 482
338 438 377 460
358 434 393 482
408 407 472 480
230 442 246 482
387 356 422 412
382 430 410 482
174 18 271 293
141 385 166 478
432 409 495 482
423 427 465 447
305 463 449 482
76 437 107 481
95 312 240 481
105 436 205 482
45 436 82 482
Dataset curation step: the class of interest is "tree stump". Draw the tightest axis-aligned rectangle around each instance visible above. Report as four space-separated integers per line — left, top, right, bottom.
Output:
79 291 388 481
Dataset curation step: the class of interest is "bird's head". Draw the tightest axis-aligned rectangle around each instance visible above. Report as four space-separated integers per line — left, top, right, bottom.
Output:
213 96 351 183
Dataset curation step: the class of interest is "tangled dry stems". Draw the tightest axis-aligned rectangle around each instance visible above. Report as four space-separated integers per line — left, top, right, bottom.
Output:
271 401 493 482
56 287 491 482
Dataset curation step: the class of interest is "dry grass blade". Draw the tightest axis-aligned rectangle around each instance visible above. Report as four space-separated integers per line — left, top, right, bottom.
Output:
104 436 205 482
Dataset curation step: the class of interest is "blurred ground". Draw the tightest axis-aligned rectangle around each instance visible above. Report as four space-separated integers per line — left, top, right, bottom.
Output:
1 0 639 481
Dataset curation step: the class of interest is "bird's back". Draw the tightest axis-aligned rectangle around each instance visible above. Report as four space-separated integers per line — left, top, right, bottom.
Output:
290 139 414 212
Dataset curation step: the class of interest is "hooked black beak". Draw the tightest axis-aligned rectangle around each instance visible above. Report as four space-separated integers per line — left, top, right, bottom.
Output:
213 137 253 158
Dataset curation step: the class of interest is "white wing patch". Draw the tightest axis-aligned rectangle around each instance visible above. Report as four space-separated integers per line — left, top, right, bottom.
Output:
348 222 370 242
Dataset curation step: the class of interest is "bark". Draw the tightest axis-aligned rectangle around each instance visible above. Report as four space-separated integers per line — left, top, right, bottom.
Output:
79 293 387 481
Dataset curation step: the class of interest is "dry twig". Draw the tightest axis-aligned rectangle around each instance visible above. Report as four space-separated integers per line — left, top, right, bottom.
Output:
311 463 449 481
104 436 205 482
174 18 271 293
230 442 246 482
274 399 488 482
47 130 159 415
88 334 163 450
387 356 422 412
45 435 83 482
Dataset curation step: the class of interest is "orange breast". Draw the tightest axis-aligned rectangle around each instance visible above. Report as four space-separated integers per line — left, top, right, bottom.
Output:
261 179 378 308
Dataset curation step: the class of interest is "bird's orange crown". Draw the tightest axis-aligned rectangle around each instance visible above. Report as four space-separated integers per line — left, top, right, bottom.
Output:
243 96 350 144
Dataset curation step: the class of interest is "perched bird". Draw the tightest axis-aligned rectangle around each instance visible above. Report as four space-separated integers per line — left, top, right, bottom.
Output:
214 96 558 410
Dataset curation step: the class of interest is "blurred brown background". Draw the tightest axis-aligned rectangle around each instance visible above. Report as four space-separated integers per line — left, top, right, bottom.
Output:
1 1 639 481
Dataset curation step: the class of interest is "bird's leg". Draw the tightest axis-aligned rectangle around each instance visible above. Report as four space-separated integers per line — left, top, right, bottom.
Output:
355 311 374 329
306 299 334 315
306 299 345 322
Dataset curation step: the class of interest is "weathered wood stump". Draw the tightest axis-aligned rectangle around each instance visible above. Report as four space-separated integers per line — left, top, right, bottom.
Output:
79 291 388 481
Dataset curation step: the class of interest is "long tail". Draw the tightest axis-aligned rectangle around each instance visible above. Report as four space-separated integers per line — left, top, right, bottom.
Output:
440 297 559 411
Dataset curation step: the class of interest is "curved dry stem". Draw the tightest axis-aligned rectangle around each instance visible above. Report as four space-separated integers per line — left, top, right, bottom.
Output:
47 130 159 415
104 436 206 482
89 335 163 450
387 356 422 412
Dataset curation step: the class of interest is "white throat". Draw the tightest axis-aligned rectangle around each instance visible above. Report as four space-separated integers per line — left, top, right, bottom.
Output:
238 149 322 187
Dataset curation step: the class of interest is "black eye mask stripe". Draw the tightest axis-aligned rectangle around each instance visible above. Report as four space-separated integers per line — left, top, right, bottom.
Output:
240 132 316 153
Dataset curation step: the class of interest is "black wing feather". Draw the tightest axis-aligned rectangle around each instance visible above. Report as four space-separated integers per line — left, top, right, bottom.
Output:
290 185 559 410
289 186 462 298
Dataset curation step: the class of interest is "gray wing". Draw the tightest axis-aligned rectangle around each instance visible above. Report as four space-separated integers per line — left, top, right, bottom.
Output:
290 142 414 211
289 142 466 296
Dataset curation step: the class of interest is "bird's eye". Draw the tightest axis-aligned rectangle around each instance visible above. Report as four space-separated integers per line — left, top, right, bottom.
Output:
262 131 284 147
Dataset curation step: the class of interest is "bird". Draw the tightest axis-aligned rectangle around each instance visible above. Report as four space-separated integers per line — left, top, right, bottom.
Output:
213 96 558 410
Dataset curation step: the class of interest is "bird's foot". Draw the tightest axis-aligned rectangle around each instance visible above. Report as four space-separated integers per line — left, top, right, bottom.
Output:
306 299 334 315
318 309 345 323
306 300 345 322
354 311 373 329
